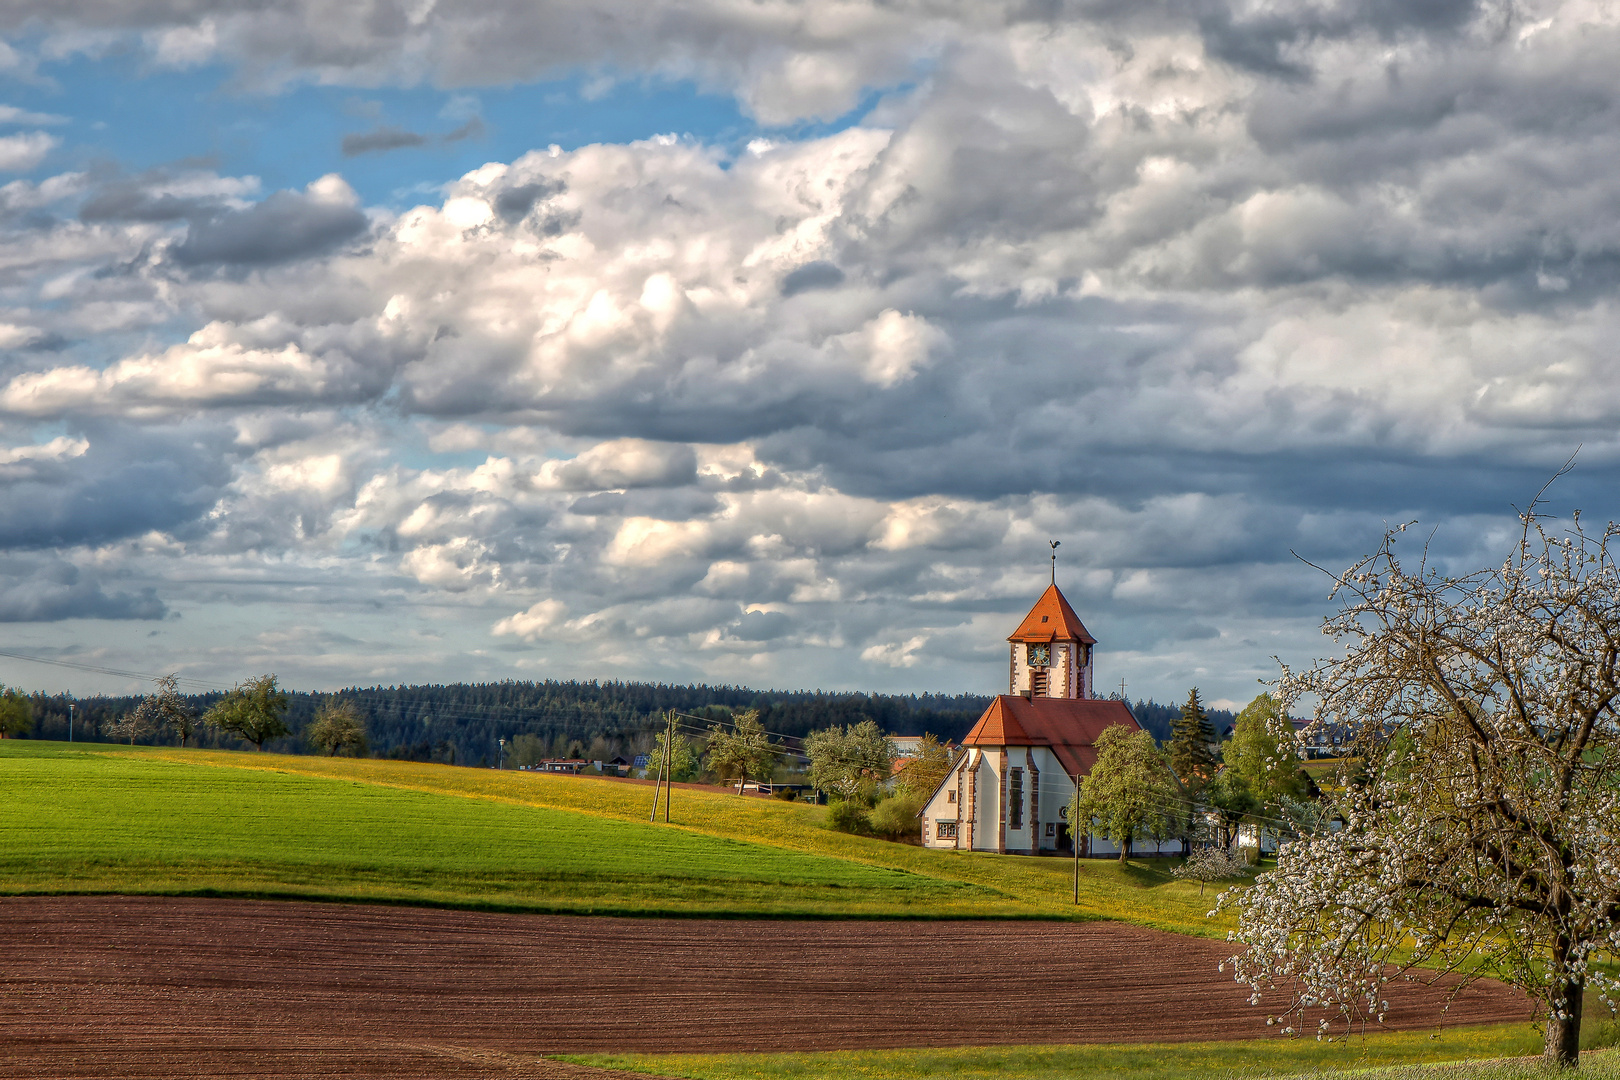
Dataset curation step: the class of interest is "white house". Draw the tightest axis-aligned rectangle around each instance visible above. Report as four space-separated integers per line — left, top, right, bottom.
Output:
920 582 1145 855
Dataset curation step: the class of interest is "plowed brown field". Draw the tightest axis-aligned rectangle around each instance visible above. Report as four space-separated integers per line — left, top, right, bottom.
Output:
0 896 1530 1079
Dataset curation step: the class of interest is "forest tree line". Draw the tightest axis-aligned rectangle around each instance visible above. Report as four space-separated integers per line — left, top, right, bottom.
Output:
9 676 1225 768
16 679 997 766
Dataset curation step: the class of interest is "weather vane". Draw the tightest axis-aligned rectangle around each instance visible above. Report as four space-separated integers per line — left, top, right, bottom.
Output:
1049 539 1060 584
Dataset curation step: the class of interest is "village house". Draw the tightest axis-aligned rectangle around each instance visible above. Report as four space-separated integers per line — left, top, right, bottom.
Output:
919 581 1155 855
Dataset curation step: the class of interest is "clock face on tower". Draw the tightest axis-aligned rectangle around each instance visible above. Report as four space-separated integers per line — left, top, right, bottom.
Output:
1027 643 1051 667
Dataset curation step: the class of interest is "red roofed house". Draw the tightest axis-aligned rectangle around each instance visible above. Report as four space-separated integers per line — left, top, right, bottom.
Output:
920 583 1142 854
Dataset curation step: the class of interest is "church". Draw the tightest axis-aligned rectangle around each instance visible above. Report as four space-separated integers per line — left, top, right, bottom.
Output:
919 581 1143 854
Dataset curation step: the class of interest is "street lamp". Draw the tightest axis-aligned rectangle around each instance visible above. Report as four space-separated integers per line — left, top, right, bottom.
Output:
498 737 506 770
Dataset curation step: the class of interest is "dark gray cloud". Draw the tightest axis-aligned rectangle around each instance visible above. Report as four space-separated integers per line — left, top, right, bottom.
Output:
780 260 845 297
0 426 231 550
0 557 167 621
80 185 218 223
172 181 367 266
727 609 792 641
341 125 428 156
494 179 564 222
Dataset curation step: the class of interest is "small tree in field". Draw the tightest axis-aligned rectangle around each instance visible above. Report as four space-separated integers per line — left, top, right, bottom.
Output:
1172 845 1251 896
204 674 289 751
104 711 147 744
306 699 367 756
131 675 197 746
1069 725 1182 862
1220 502 1620 1068
804 720 896 803
704 709 776 792
645 728 698 782
0 686 32 739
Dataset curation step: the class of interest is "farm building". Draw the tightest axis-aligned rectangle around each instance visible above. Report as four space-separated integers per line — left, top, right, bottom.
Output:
919 582 1149 855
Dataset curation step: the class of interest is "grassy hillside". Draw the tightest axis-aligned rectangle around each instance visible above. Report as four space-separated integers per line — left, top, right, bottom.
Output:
0 740 1226 931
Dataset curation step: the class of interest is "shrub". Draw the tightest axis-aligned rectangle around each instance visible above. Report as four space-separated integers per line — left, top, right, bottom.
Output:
868 790 928 841
827 799 872 835
770 787 798 802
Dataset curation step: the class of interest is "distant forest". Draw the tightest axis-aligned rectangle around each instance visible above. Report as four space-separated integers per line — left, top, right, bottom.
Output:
20 680 1234 768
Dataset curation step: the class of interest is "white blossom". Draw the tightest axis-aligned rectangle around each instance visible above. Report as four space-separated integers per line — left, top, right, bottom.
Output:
1216 493 1620 1068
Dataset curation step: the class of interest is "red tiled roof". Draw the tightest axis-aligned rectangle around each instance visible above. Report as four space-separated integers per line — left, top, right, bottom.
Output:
1007 584 1096 644
961 697 1033 745
961 695 1139 776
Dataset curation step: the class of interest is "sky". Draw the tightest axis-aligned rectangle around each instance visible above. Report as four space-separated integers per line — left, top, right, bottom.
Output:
0 0 1616 706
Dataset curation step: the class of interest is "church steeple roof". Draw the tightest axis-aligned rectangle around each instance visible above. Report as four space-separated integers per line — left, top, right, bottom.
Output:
1007 583 1095 645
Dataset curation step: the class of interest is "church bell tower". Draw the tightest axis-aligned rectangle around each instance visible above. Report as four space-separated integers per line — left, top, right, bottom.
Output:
1007 583 1096 700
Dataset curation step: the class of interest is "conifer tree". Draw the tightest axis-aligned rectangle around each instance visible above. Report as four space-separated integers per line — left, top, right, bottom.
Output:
1166 687 1218 791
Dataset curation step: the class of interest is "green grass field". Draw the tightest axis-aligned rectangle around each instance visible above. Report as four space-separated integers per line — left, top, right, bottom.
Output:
0 739 1229 928
564 1027 1620 1080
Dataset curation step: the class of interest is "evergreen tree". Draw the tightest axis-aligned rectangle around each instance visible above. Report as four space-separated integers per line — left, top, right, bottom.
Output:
1166 687 1218 791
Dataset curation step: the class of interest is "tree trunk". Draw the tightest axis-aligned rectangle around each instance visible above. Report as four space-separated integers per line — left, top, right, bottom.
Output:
1118 835 1132 863
1544 974 1583 1069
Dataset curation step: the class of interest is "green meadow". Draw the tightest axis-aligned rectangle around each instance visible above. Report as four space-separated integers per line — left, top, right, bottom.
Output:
567 1028 1620 1080
0 739 1227 928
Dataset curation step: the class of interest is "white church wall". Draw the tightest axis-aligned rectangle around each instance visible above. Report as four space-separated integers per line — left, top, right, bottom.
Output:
920 749 972 850
1035 752 1076 851
974 752 1001 851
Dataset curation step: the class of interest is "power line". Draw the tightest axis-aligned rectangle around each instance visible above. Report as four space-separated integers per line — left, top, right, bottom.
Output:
0 649 224 692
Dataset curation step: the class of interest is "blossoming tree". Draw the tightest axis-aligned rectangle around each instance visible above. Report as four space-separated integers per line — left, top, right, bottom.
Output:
1220 505 1620 1069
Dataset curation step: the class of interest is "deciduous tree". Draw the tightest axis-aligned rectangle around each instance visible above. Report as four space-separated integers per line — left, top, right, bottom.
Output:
804 720 896 803
0 685 32 739
1223 693 1307 811
1172 845 1251 896
131 675 197 747
306 699 367 757
1203 769 1263 849
894 733 955 798
705 709 776 793
204 674 290 751
1221 506 1620 1067
645 728 698 782
104 711 147 744
1069 725 1183 863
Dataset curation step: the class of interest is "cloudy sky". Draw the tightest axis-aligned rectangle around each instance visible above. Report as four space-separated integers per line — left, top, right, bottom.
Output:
0 0 1615 705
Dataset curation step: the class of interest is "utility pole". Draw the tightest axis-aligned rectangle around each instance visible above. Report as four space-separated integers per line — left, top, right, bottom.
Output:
663 709 675 823
649 710 675 822
648 734 662 821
